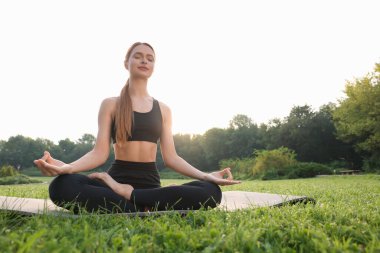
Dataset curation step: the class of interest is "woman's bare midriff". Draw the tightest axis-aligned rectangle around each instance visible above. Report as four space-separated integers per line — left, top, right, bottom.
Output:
113 141 158 162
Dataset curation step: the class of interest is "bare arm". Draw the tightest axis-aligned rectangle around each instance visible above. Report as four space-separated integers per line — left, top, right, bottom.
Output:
159 102 240 185
34 98 115 176
67 98 114 172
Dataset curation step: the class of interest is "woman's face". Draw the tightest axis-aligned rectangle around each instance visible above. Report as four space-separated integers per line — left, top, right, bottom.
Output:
126 44 155 79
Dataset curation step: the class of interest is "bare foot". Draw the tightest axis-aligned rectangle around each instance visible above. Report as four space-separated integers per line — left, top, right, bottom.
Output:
88 172 134 200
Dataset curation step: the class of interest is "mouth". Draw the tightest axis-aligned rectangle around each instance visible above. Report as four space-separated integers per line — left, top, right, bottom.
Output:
138 67 149 71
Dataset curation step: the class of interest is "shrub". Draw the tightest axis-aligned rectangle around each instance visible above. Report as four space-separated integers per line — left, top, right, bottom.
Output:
363 155 380 173
219 158 255 179
252 147 297 179
327 160 351 170
0 174 42 185
159 168 187 179
21 167 43 177
0 165 19 177
286 162 333 179
261 168 283 180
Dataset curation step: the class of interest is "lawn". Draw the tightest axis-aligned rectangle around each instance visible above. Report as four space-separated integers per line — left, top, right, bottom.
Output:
0 175 379 252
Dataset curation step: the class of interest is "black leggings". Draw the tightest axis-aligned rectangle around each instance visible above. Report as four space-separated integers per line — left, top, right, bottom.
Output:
49 160 222 213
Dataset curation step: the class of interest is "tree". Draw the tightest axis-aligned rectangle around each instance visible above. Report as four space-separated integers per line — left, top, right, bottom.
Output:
229 114 253 129
173 134 207 170
77 134 96 146
266 105 318 162
0 136 56 170
262 118 284 150
72 134 96 163
0 140 6 165
333 63 380 170
283 105 316 161
227 114 264 158
263 104 360 166
57 138 76 161
1 136 32 169
201 128 230 170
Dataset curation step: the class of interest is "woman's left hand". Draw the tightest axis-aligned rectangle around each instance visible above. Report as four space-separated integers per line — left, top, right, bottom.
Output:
204 168 241 186
34 151 72 176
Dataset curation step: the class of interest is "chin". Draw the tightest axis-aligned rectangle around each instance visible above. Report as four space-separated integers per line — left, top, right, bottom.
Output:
139 71 153 77
133 74 152 80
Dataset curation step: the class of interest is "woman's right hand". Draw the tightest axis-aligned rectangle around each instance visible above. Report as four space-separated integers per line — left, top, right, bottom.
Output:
34 151 73 176
204 167 241 186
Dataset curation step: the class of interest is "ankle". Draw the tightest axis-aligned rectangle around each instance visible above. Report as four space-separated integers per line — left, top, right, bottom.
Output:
126 188 134 201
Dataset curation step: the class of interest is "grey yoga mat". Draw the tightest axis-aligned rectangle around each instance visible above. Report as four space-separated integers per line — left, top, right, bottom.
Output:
0 191 315 217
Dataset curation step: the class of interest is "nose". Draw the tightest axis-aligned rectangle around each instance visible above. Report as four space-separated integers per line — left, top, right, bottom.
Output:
141 58 147 64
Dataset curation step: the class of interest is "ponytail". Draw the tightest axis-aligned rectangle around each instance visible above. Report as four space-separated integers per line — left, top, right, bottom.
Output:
115 79 133 144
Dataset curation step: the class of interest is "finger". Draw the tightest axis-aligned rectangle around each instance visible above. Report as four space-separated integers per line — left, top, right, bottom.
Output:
34 160 45 170
38 159 59 176
34 160 53 176
220 179 241 186
87 173 98 179
44 151 53 163
42 169 53 176
223 168 233 180
89 173 105 180
41 151 50 162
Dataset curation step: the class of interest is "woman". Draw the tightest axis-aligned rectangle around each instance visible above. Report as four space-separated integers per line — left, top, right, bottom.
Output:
34 42 240 214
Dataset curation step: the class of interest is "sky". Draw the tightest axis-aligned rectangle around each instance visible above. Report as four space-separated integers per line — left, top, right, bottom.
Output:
1 0 379 143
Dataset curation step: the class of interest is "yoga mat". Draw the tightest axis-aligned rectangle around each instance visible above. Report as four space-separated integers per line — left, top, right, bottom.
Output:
218 191 314 211
0 191 315 217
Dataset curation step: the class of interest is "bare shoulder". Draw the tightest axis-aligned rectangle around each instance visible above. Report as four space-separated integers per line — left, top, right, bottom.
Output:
157 100 172 115
102 97 118 106
97 97 118 121
100 97 118 111
157 100 173 125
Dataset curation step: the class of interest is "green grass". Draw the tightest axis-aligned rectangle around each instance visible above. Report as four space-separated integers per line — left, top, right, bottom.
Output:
0 175 379 252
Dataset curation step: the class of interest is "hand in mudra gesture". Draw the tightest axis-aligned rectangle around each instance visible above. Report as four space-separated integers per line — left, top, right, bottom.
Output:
205 167 241 186
34 151 72 176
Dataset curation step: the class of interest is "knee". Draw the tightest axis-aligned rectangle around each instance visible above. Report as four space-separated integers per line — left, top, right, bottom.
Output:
209 182 222 204
49 174 80 203
49 174 72 191
200 181 222 207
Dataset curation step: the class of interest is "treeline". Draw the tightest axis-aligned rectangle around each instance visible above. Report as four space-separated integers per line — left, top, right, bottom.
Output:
0 63 379 176
162 103 360 172
0 134 115 174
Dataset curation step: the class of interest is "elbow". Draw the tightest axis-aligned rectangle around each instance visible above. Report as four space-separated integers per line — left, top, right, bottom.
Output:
162 156 172 168
163 155 180 169
100 155 109 165
91 148 109 166
99 152 110 165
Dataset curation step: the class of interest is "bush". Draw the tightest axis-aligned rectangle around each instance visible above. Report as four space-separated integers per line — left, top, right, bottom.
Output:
159 168 187 179
21 167 43 177
363 155 380 173
252 147 297 179
285 162 333 179
261 168 283 180
219 158 255 179
0 174 42 185
327 160 351 170
0 165 19 177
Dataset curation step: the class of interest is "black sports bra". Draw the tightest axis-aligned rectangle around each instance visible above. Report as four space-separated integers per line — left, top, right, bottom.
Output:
111 98 162 144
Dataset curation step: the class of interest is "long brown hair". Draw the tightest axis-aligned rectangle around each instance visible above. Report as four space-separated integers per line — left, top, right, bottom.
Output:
115 42 155 144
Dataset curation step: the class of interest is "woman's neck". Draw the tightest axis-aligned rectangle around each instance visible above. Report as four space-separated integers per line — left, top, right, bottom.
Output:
128 78 149 98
